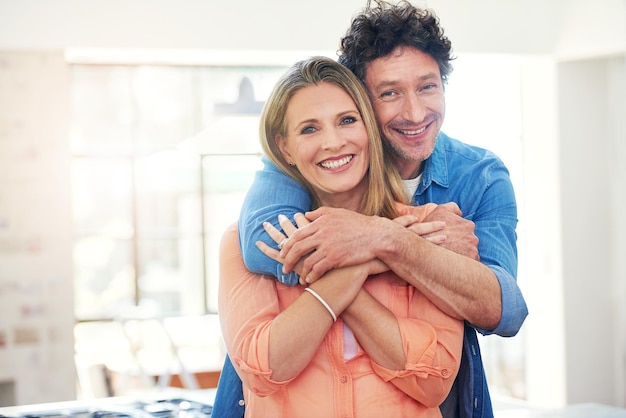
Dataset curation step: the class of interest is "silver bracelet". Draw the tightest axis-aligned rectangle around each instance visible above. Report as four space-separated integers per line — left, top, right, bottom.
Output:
304 287 337 322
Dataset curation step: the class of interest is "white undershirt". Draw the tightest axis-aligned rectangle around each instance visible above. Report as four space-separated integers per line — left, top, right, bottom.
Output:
343 322 358 360
402 174 422 201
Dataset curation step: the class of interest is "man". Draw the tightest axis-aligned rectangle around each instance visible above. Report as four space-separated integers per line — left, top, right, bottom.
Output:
213 1 528 417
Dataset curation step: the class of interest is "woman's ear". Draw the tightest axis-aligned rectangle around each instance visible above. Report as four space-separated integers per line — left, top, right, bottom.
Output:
275 134 295 166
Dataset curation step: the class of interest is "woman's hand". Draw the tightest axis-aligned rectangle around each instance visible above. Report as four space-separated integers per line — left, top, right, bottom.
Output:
255 213 310 281
256 213 389 284
392 214 448 245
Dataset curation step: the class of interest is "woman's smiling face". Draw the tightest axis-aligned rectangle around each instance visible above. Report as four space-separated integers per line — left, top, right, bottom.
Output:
277 82 370 210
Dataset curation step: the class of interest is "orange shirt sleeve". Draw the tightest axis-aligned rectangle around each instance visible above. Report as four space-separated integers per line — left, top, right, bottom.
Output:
218 223 296 396
369 283 464 407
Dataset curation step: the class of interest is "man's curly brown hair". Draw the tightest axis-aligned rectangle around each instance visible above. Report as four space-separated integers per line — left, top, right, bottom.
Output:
338 0 455 84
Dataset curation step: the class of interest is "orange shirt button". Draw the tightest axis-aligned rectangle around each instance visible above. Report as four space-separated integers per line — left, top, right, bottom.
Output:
340 376 348 383
441 369 449 377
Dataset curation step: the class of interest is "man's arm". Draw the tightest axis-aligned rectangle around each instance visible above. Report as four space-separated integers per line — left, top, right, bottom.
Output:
239 157 447 284
280 208 501 330
278 164 528 335
377 217 503 330
238 157 311 285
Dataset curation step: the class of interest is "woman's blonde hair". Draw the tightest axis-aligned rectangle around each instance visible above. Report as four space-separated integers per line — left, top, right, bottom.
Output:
260 56 406 218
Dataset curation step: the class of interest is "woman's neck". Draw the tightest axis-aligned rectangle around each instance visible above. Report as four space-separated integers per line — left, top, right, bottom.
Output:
319 193 362 212
316 179 368 212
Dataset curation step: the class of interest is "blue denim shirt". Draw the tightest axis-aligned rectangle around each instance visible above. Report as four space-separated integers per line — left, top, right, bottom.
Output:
215 132 528 418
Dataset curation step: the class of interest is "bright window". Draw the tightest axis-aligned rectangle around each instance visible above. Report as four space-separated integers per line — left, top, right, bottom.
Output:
70 64 286 320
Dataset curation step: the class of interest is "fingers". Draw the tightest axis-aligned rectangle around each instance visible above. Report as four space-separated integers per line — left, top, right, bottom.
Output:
303 207 326 221
278 213 315 259
293 212 311 228
408 220 446 236
437 202 462 216
392 214 419 227
263 221 287 245
278 214 298 236
255 240 281 262
424 234 447 245
261 213 303 250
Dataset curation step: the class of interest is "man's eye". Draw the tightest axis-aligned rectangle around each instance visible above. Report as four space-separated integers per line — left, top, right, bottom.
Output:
379 90 399 101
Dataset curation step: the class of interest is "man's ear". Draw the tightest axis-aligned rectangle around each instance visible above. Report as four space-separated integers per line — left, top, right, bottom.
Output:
275 134 294 166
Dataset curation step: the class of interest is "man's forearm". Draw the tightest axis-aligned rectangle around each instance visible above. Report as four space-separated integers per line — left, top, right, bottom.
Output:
376 220 502 330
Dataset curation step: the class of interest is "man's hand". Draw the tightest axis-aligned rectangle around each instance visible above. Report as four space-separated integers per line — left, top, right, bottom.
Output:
279 204 476 283
255 213 390 284
421 202 479 261
279 208 384 283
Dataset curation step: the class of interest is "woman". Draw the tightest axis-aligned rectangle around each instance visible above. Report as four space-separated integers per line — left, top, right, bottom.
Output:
218 56 463 417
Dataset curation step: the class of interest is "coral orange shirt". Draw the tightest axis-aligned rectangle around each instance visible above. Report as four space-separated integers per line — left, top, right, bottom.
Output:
219 204 463 417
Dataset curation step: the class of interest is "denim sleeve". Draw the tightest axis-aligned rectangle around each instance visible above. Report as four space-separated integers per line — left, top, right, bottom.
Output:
470 161 528 337
211 355 245 417
238 157 312 286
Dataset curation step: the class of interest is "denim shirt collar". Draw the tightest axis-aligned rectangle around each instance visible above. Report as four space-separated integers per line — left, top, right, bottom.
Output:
417 132 450 194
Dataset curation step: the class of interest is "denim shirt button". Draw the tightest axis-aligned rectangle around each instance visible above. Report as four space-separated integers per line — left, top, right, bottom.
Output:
238 399 245 407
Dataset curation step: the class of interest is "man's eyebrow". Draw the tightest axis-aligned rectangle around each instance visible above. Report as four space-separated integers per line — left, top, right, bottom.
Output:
371 72 440 90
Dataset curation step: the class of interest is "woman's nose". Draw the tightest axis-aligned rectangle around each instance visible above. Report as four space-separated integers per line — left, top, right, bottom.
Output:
321 129 346 149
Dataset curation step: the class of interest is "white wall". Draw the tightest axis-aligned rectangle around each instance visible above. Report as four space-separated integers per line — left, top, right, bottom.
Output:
0 0 624 57
558 55 626 406
518 56 567 408
0 51 75 406
0 0 625 408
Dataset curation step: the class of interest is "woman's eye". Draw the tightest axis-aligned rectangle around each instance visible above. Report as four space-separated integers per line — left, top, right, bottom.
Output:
300 126 316 134
340 116 357 125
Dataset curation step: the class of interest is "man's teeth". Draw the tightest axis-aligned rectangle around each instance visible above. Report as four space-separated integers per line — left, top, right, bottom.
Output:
398 126 426 135
320 155 353 169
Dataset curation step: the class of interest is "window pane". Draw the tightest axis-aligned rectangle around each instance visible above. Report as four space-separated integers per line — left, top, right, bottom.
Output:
135 150 204 316
71 63 286 320
203 154 264 312
132 66 198 154
72 158 135 319
137 237 204 315
74 237 135 319
72 158 133 234
70 66 135 155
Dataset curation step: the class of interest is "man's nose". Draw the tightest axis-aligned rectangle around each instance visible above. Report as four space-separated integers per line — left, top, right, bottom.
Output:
402 92 426 122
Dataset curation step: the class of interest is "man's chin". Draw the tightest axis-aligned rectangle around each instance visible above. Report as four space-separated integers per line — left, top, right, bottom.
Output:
387 142 435 163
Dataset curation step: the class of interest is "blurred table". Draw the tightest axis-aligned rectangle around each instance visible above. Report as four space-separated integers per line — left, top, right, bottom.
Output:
0 389 217 417
495 401 626 417
2 391 625 418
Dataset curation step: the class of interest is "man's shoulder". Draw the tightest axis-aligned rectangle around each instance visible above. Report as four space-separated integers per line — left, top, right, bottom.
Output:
436 132 501 165
424 133 510 192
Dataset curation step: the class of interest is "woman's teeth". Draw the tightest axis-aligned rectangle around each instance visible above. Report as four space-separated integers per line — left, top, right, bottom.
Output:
319 155 353 169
